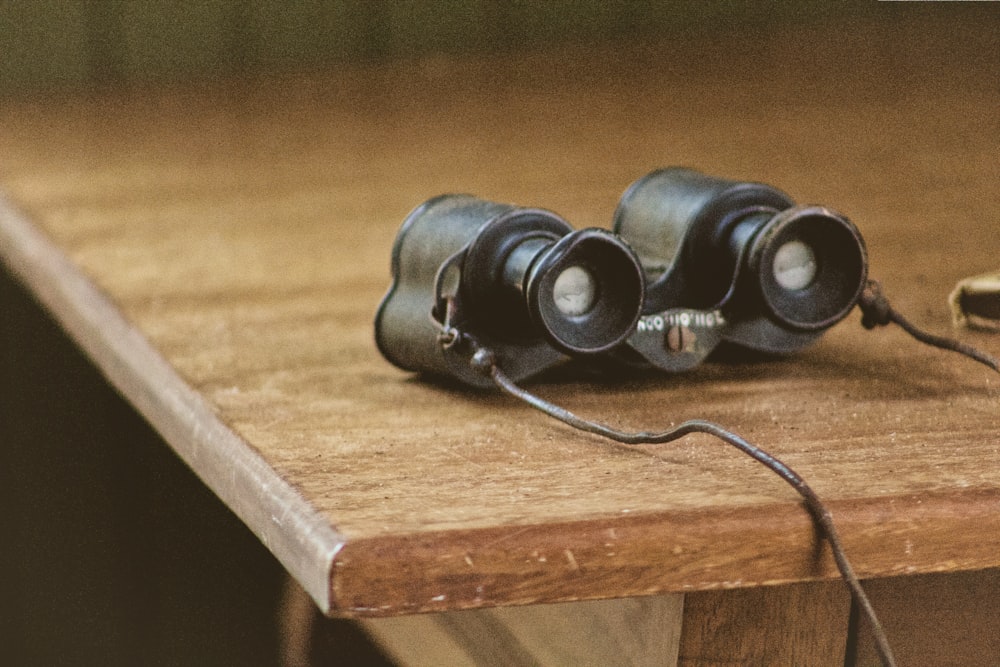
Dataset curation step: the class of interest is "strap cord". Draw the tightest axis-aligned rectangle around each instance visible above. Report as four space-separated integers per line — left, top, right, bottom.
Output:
464 344 897 667
859 280 999 372
442 281 1000 667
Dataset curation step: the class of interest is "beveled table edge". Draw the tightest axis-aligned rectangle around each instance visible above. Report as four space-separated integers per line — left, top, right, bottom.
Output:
0 192 346 613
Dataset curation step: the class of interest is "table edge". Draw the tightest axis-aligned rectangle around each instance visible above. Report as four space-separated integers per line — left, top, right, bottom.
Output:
0 192 346 613
328 487 1000 617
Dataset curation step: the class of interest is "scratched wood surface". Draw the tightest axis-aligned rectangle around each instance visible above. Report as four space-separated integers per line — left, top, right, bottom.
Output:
1 8 997 617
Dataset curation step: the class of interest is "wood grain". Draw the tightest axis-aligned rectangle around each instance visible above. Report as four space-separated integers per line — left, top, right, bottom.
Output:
678 581 850 666
1 10 998 617
363 594 683 667
852 568 1000 667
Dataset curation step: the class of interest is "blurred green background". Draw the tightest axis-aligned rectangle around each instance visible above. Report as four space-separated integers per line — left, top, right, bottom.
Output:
1 0 873 94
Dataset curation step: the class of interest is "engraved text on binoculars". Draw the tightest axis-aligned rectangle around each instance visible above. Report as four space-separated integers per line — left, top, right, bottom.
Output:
636 309 727 334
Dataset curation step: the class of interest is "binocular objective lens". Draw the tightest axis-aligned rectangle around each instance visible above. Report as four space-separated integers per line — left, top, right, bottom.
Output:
772 240 818 291
553 265 597 316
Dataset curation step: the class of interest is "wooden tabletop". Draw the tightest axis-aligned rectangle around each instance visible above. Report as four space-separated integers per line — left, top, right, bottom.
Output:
1 8 998 618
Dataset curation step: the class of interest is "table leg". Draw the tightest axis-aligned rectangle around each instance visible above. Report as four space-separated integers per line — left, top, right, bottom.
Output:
361 595 684 667
851 568 1000 667
678 581 851 666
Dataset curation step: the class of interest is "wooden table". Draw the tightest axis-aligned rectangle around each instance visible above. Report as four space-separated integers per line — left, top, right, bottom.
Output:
2 7 998 666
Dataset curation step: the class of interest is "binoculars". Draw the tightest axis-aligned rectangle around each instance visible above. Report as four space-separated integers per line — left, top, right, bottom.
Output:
375 168 869 386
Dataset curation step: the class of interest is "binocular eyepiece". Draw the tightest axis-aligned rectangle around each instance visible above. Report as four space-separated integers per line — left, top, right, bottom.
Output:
375 195 645 387
375 169 871 385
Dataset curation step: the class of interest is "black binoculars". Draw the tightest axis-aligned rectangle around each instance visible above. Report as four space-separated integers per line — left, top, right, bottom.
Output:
375 168 869 385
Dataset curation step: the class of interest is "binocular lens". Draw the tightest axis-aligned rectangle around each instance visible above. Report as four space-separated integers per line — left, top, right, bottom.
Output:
552 265 597 316
772 239 818 291
526 229 644 355
752 207 867 331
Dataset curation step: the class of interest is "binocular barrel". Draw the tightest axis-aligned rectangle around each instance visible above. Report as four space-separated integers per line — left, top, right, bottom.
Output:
614 167 796 304
616 167 867 339
375 195 645 386
613 168 868 365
